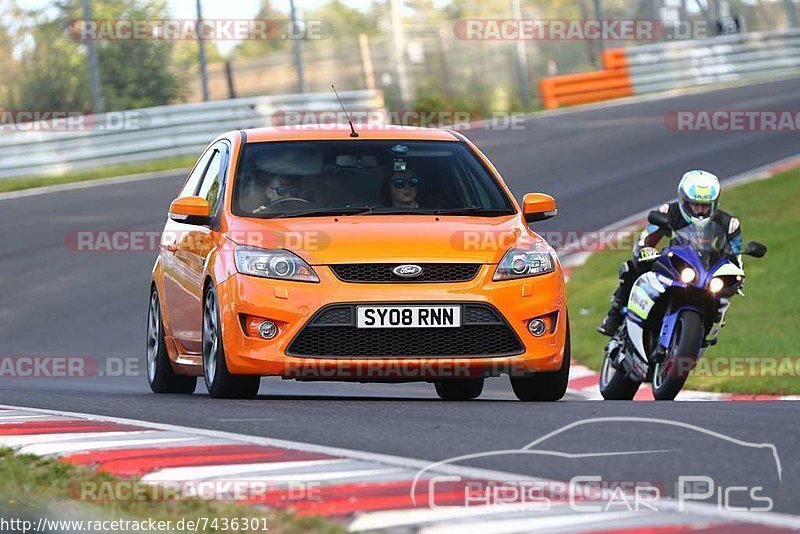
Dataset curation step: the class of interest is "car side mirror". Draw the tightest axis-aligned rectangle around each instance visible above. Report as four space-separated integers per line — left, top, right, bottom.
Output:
647 210 670 229
743 241 767 258
522 193 557 223
169 196 211 226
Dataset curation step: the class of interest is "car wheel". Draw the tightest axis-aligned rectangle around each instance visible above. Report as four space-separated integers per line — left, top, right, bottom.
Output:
434 378 484 400
510 317 571 402
202 286 260 399
147 288 196 394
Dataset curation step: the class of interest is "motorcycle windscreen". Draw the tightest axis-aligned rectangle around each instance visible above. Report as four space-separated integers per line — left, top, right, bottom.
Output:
670 220 733 270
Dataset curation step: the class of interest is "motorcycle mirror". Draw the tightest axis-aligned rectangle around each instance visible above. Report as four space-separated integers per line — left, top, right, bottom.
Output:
743 241 767 258
647 210 670 228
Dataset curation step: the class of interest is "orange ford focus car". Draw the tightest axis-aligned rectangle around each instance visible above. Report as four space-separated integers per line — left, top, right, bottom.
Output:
147 126 569 400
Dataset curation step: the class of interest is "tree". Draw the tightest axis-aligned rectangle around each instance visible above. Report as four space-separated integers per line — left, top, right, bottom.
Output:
15 19 89 111
232 0 291 59
11 0 186 112
56 0 186 110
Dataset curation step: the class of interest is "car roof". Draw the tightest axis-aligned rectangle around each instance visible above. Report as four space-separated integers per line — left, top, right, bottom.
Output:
235 125 462 143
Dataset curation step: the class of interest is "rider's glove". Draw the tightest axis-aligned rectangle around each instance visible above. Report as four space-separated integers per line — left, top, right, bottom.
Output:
638 246 659 263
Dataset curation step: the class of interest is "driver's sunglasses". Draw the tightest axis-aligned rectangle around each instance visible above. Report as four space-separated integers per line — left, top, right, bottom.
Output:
392 176 421 189
269 186 300 197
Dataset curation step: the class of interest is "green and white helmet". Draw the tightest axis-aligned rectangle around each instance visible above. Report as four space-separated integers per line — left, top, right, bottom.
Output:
677 170 720 225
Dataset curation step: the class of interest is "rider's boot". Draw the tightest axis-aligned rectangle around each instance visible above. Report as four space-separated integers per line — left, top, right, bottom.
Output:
597 260 636 337
597 299 624 336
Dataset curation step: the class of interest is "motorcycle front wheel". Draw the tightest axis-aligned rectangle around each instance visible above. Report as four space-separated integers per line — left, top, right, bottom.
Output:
652 310 704 400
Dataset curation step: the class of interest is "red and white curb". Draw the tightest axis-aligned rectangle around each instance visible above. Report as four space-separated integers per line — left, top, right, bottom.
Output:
2 404 799 533
567 363 800 401
561 153 800 403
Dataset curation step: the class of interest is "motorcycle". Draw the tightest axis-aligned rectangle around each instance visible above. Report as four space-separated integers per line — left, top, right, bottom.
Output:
599 211 767 400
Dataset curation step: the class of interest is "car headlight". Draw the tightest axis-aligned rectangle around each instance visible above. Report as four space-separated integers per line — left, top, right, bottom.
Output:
234 246 319 283
494 248 555 281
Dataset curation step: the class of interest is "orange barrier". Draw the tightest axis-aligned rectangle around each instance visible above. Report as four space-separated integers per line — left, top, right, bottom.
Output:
539 49 632 109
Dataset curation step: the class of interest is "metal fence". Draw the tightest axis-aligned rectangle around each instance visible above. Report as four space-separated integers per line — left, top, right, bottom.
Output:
626 27 800 94
540 28 800 109
0 90 384 180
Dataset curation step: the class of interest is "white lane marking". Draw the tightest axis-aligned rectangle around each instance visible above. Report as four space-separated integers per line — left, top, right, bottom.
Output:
419 510 653 534
0 414 57 422
0 168 184 201
349 503 569 532
20 436 201 456
3 405 800 529
209 460 407 480
233 468 406 484
0 430 154 447
142 459 348 483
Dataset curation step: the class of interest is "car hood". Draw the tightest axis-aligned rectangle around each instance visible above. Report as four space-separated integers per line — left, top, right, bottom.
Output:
226 215 542 265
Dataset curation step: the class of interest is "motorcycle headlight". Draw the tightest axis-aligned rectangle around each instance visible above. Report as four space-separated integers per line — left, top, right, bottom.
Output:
680 267 696 284
709 277 724 293
494 248 555 281
234 246 319 282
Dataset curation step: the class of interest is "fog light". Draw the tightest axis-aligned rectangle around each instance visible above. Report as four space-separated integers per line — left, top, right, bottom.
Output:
258 320 277 339
528 319 547 337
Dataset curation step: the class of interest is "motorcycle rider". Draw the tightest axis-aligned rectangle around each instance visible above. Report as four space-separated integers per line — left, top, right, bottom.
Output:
597 170 743 336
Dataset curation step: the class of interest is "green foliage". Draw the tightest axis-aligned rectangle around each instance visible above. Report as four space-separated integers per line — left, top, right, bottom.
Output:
14 20 89 110
232 0 291 59
10 0 187 111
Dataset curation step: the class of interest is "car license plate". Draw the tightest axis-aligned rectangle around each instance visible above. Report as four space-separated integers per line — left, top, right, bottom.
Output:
356 305 461 328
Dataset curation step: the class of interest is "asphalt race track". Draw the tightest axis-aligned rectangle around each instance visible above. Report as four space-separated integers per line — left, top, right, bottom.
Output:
1 78 798 513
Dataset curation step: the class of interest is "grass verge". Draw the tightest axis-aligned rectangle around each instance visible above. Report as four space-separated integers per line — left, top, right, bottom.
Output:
0 156 195 193
0 447 343 534
567 167 800 395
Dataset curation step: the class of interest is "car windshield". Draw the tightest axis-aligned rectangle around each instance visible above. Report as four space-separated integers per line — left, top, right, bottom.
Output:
232 140 516 218
671 220 733 268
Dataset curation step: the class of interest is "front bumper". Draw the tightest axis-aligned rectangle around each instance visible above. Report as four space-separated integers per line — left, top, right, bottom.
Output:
216 264 568 380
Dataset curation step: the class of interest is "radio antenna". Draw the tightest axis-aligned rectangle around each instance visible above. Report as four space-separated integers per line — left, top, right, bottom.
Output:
332 83 359 137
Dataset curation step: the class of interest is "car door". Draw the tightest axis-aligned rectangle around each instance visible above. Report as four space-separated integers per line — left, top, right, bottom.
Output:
162 141 229 354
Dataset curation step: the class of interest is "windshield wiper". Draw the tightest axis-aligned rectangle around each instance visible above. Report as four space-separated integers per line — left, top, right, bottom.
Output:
424 207 516 216
270 206 379 218
268 206 515 219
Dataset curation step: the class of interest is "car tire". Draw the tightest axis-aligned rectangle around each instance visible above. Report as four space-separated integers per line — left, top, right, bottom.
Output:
147 288 197 394
510 318 571 402
434 378 484 400
203 286 260 399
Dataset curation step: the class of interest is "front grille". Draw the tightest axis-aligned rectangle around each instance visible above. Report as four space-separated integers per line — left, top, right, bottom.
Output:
286 303 524 358
330 263 481 283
